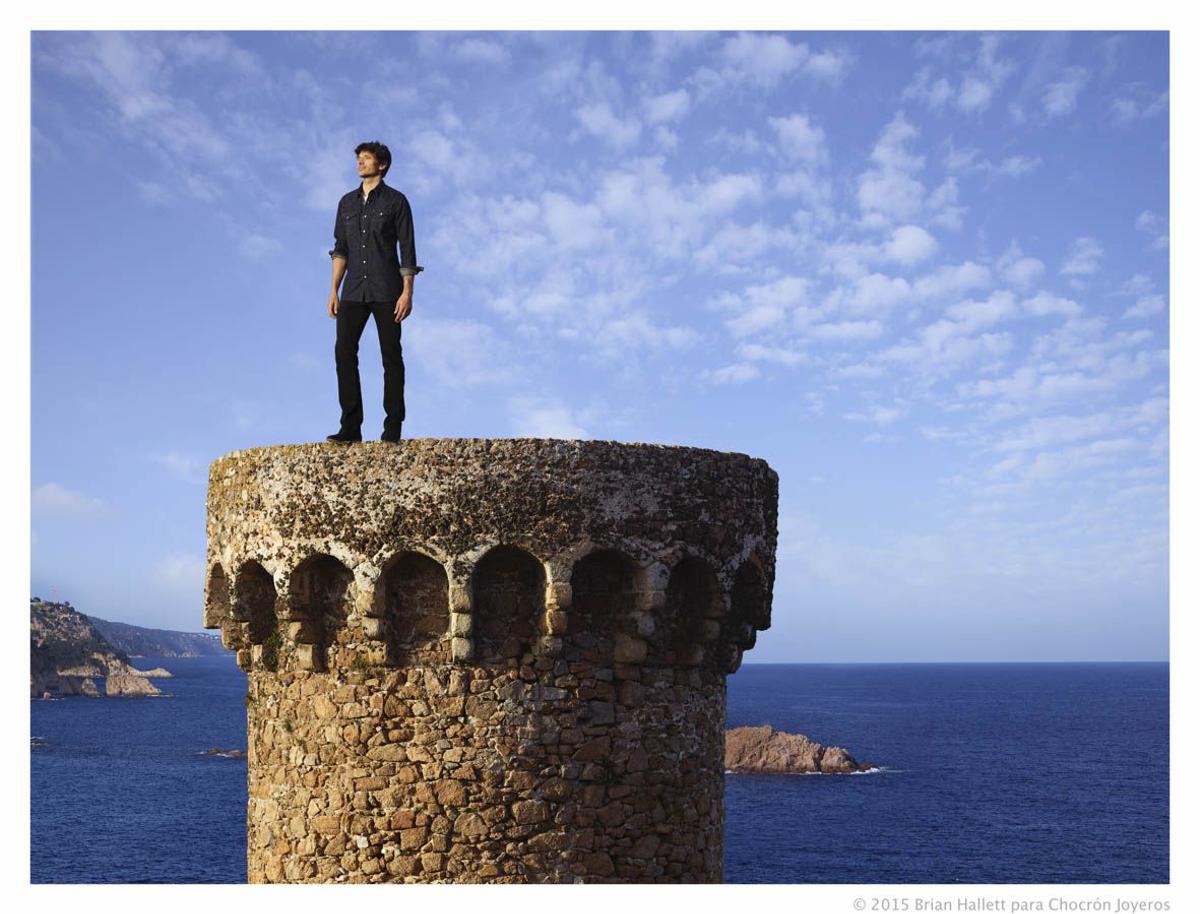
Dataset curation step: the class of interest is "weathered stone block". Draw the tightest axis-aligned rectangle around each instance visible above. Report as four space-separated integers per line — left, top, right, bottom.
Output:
613 634 646 664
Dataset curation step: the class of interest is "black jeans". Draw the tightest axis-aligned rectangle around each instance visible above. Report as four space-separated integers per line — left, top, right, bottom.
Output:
334 300 405 437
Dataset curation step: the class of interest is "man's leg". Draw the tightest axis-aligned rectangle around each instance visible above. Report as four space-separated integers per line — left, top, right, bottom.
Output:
334 302 372 435
369 300 406 439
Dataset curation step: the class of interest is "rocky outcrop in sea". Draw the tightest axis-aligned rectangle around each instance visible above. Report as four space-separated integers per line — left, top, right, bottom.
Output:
725 725 874 774
30 598 163 698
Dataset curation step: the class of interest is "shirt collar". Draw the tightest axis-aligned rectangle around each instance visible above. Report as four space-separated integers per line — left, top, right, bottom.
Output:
361 179 388 200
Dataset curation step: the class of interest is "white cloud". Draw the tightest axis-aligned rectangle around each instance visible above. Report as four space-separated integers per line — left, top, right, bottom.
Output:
705 363 761 385
994 400 1167 455
807 320 885 342
858 170 925 223
716 276 810 337
994 155 1042 177
154 553 207 593
805 49 853 81
150 452 206 484
1042 67 1090 117
643 89 690 124
878 291 1017 369
769 113 827 165
944 147 1040 179
1022 291 1084 318
1124 295 1165 320
926 177 966 230
717 33 852 88
508 398 589 438
239 233 283 259
956 35 1017 113
408 319 516 389
826 273 914 317
913 261 992 301
736 342 809 366
540 191 610 250
575 102 642 149
902 67 954 110
1060 236 1104 276
39 32 235 197
1001 255 1045 289
708 127 764 156
693 221 798 271
870 113 923 171
845 403 907 425
945 291 1019 330
1110 88 1168 125
1134 210 1169 250
453 37 511 65
32 483 106 516
883 225 938 265
408 129 475 179
957 76 994 112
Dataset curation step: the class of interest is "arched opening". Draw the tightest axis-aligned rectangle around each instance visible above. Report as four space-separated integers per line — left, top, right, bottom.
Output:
472 545 545 664
715 560 767 671
288 554 353 672
203 563 232 630
657 556 721 667
379 551 449 664
567 549 637 666
235 560 278 647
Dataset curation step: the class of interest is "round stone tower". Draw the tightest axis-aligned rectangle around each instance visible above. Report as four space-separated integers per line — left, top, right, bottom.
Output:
204 439 777 883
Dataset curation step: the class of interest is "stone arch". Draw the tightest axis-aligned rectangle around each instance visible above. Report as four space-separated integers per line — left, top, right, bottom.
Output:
203 563 232 630
472 545 545 664
714 559 768 673
567 549 637 665
654 555 722 667
234 561 279 646
378 551 450 665
288 553 353 672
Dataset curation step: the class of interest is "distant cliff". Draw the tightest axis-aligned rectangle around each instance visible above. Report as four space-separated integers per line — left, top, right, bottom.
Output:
30 598 163 698
87 615 228 658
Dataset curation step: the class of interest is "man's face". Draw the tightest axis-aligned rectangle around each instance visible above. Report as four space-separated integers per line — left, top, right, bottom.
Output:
357 151 385 178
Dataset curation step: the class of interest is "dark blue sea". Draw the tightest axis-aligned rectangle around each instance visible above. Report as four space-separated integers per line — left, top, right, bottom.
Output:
30 659 1168 883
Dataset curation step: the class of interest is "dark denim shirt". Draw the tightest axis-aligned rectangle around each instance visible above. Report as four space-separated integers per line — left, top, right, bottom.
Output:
329 180 423 302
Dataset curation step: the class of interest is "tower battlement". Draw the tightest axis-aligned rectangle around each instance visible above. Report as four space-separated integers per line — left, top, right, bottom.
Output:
204 438 777 883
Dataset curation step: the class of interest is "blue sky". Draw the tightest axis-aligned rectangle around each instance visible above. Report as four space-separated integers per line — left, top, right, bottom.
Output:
28 30 1169 661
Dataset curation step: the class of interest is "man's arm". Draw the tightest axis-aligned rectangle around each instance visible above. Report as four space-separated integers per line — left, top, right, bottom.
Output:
395 272 415 322
328 257 347 317
394 194 423 277
327 204 349 317
393 194 422 323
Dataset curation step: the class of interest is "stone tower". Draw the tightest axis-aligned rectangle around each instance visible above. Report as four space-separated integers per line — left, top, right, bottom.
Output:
204 439 777 883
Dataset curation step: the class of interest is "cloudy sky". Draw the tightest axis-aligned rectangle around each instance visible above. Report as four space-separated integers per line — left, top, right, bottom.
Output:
29 30 1168 661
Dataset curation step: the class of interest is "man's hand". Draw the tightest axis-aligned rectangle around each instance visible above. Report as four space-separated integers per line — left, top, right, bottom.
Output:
394 291 413 323
327 291 339 318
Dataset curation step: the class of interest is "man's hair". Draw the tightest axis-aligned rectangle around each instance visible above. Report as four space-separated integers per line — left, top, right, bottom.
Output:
355 141 392 176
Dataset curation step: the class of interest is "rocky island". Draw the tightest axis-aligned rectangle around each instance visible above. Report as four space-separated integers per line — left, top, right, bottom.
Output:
30 597 169 698
725 725 874 774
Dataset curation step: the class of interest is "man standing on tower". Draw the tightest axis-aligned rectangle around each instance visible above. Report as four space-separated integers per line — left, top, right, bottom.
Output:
326 141 423 444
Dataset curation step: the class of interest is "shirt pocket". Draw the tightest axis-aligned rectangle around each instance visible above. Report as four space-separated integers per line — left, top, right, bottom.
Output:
370 205 397 239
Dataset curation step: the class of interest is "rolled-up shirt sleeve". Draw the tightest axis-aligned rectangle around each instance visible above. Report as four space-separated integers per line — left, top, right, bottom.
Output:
395 195 424 276
328 206 348 260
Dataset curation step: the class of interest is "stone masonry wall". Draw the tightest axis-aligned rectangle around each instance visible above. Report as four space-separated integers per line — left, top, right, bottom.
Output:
205 439 777 883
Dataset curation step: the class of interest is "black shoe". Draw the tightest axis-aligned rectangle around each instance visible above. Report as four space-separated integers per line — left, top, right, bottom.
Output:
381 429 402 444
326 430 362 444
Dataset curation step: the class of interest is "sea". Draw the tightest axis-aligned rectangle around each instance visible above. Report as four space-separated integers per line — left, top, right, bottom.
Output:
29 658 1169 884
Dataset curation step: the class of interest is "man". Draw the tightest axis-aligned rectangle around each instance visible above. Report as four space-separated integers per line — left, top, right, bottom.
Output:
326 141 423 444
